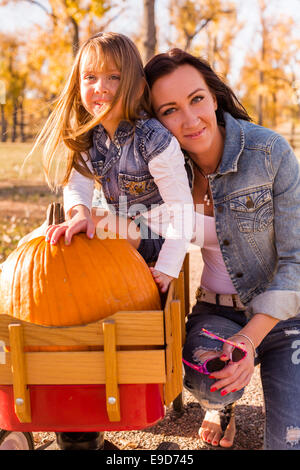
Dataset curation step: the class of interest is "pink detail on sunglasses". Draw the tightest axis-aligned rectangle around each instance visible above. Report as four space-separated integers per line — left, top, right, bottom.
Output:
182 328 247 375
201 328 247 358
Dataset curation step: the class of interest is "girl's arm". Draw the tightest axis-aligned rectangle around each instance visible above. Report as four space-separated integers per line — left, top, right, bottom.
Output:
45 204 95 245
47 156 95 245
146 137 195 290
63 156 95 218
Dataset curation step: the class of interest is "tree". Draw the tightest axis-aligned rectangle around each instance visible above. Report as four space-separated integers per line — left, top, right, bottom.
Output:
0 34 28 141
168 0 236 52
0 0 123 141
0 56 8 141
237 0 300 128
0 0 113 56
143 0 156 62
203 8 242 77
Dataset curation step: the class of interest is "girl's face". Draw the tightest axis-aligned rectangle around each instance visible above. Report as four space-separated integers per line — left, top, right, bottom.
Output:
79 52 124 137
151 64 222 161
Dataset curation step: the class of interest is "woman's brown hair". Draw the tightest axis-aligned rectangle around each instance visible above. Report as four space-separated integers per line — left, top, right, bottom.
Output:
144 48 251 124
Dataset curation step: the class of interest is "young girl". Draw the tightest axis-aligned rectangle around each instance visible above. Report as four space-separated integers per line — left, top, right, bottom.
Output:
35 32 195 292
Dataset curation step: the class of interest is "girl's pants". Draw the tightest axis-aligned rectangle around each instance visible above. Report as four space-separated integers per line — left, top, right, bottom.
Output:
134 216 165 263
183 301 300 450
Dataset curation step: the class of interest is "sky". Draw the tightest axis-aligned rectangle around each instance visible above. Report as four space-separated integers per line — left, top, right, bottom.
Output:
1 0 300 35
1 0 300 83
0 0 142 33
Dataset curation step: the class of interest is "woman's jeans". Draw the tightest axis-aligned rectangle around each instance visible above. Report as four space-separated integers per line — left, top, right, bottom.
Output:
183 301 300 450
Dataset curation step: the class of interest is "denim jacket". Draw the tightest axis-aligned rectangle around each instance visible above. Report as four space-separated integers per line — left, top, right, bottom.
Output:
193 112 300 321
90 118 173 217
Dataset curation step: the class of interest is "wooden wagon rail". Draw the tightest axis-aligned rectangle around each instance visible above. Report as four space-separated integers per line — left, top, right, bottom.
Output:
0 202 189 426
0 277 184 424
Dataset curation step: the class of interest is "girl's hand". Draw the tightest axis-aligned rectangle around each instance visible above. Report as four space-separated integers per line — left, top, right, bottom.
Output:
45 205 95 245
208 335 255 396
149 267 174 293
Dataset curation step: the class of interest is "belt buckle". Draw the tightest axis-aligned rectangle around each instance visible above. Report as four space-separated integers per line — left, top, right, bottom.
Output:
231 294 238 309
231 294 245 310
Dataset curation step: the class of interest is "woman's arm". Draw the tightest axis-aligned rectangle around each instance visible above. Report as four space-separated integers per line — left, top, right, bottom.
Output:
232 313 279 350
209 135 300 393
209 313 279 395
207 134 300 394
248 135 300 321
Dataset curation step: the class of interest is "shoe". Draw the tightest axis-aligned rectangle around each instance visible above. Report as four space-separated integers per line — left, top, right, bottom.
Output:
55 432 105 450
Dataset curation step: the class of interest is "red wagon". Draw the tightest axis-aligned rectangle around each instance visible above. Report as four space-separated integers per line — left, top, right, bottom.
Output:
0 204 189 450
0 271 188 450
0 204 190 450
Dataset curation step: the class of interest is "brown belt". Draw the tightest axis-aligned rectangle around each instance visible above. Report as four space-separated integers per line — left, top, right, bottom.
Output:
195 287 246 311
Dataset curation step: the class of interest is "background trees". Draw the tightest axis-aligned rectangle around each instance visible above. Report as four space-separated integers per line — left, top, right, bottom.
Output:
237 0 300 129
0 0 299 142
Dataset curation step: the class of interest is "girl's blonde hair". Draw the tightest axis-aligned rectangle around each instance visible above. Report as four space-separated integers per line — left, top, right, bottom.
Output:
32 32 151 190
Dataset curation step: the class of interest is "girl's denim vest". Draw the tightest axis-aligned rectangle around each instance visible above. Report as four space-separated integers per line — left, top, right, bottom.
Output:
90 118 192 218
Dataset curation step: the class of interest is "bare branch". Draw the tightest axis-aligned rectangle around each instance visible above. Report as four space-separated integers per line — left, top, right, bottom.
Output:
23 0 57 22
100 6 126 31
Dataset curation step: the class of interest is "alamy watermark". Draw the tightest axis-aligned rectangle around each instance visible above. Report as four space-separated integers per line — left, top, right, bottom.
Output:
92 199 204 247
0 340 6 364
291 339 300 365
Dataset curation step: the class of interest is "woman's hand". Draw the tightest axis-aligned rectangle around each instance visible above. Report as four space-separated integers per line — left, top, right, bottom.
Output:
209 335 255 396
46 205 95 245
209 313 279 396
149 268 174 293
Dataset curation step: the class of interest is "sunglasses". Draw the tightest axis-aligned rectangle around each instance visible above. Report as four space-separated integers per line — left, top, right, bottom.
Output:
182 328 247 375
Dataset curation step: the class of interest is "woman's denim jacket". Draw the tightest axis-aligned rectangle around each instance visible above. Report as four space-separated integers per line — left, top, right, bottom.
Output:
191 112 300 321
90 118 174 218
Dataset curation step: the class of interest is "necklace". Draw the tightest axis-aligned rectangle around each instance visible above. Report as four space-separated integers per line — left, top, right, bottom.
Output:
192 158 221 206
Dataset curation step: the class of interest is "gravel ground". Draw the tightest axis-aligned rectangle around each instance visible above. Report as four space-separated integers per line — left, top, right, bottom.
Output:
34 248 265 451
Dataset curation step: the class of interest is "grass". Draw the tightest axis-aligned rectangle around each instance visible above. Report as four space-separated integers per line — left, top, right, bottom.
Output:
0 142 61 261
0 142 45 181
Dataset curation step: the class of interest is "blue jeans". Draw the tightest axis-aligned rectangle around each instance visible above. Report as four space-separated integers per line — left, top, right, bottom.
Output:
183 301 300 450
133 216 165 264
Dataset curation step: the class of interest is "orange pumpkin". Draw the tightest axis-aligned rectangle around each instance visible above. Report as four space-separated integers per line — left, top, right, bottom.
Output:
0 234 161 327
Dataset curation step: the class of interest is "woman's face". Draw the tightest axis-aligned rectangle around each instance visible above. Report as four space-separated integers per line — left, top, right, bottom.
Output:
151 64 221 160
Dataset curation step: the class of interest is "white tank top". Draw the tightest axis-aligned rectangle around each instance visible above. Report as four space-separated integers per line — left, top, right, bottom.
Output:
195 212 237 294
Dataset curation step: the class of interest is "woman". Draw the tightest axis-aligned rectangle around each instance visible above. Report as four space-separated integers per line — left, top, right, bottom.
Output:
18 47 300 450
143 49 300 450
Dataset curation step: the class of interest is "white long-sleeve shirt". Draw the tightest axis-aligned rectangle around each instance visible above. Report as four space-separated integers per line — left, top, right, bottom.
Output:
63 137 195 278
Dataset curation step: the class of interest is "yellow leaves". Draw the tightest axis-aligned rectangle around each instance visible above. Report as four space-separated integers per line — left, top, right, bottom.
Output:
65 0 85 23
90 0 110 18
236 9 299 127
62 0 111 24
169 0 237 53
